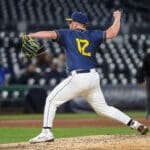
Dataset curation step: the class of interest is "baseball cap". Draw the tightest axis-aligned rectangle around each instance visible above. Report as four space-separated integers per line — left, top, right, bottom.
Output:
65 12 89 25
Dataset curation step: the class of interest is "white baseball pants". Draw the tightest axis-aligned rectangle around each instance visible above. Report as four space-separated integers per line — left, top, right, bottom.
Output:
43 70 131 127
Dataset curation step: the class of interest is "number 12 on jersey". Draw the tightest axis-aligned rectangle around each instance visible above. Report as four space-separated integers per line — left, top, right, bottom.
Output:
76 38 91 57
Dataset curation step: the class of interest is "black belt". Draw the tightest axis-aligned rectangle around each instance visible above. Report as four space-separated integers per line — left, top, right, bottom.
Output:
69 68 97 75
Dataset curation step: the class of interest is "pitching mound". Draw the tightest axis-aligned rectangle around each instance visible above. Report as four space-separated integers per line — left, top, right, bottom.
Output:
0 135 150 150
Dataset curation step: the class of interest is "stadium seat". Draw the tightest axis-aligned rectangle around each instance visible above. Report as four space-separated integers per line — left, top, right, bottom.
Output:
0 0 149 30
0 32 149 85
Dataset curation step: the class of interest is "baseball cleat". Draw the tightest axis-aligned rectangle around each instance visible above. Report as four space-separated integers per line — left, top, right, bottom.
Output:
129 120 149 135
29 131 54 143
137 125 149 135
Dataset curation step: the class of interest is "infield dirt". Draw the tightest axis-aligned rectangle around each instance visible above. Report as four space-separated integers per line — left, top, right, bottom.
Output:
0 135 150 150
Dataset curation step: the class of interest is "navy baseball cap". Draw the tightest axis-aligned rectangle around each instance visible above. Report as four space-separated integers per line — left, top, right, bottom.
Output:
65 12 89 25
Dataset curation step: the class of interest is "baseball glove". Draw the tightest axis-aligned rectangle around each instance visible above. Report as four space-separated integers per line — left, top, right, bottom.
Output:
21 33 46 58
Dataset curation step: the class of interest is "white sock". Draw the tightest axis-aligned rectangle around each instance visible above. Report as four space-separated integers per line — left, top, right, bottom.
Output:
42 128 50 133
130 120 141 129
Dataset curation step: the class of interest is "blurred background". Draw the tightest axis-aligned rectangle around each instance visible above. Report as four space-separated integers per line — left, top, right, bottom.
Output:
0 0 149 114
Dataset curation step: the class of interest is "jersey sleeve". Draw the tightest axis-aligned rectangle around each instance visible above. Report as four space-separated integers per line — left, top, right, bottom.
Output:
54 29 68 46
92 30 106 45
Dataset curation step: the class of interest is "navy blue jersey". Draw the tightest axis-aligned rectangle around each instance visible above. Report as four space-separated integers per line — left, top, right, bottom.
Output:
56 29 105 71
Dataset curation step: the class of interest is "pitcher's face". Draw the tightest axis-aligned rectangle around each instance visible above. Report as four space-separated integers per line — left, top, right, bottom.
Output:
69 21 78 29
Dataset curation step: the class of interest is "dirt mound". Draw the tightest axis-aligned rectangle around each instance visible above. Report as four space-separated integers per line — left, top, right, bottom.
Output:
0 135 150 150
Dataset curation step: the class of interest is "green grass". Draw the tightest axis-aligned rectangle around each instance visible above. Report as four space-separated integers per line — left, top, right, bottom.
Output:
0 127 136 144
0 111 146 120
0 111 147 144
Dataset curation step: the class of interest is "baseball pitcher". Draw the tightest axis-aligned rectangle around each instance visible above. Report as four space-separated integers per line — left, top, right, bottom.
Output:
22 11 148 143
